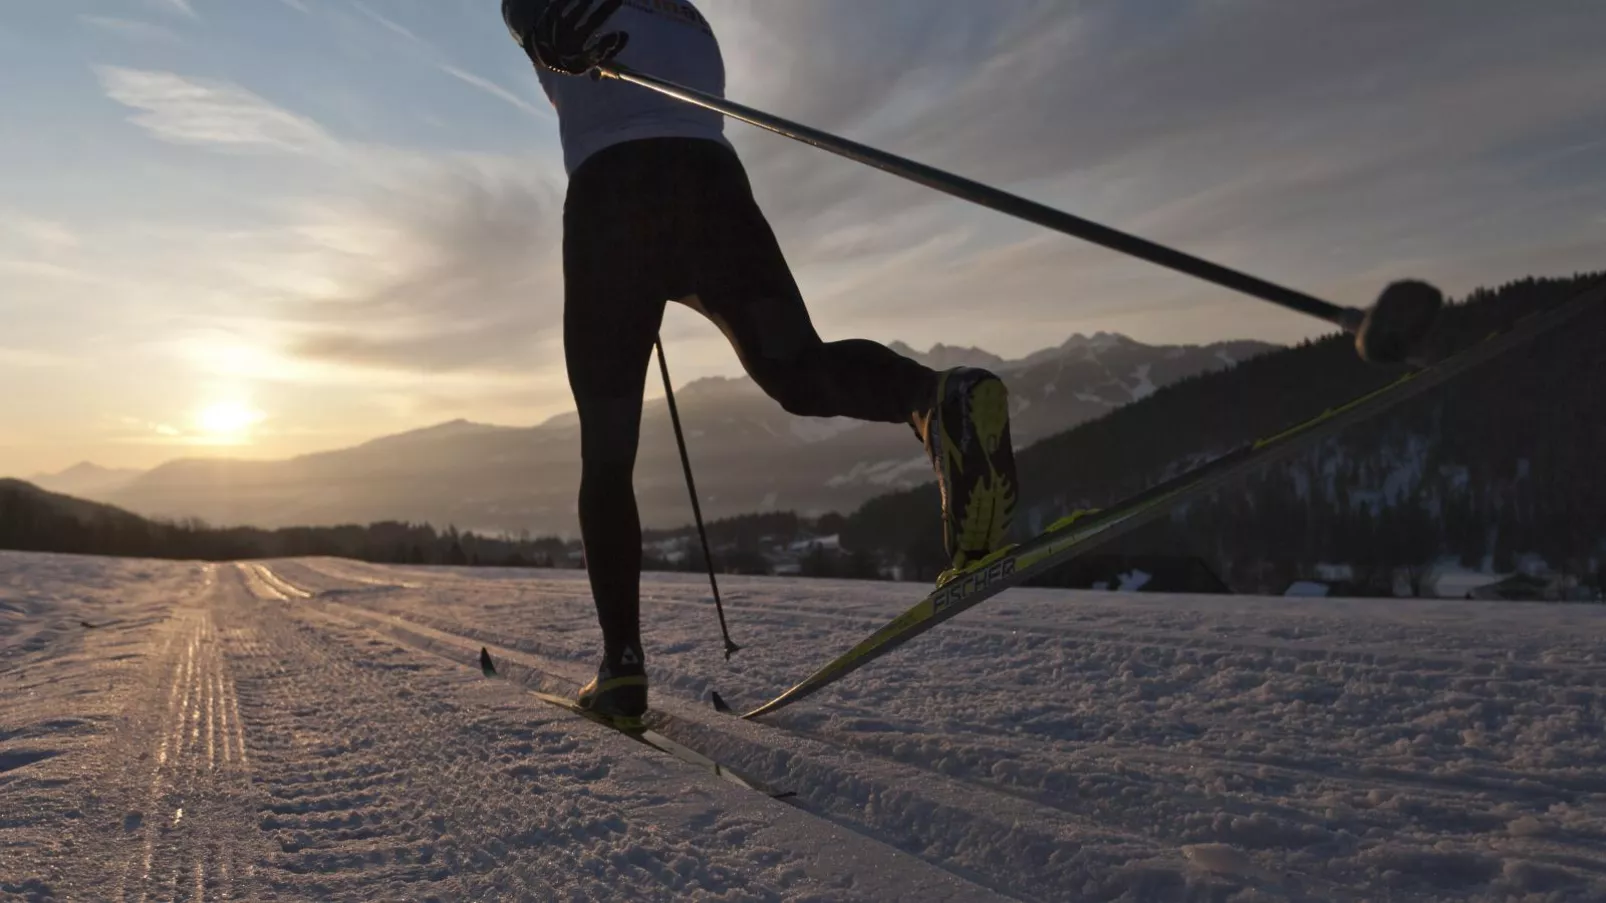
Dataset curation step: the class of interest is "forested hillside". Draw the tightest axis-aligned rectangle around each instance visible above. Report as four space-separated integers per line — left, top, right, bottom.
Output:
0 479 569 567
842 273 1606 593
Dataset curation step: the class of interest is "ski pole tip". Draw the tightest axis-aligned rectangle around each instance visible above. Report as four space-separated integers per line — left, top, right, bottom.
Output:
1355 279 1443 365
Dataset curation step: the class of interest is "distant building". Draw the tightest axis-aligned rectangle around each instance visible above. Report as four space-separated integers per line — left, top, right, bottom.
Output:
1426 563 1508 599
1467 573 1555 601
788 535 841 553
1314 563 1354 582
1467 572 1601 603
1284 581 1331 598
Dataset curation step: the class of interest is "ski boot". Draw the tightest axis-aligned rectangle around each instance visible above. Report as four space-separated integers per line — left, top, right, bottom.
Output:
913 367 1018 586
576 644 648 728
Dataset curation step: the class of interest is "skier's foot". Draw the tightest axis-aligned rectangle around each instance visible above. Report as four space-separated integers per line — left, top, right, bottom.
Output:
914 367 1018 584
576 644 647 727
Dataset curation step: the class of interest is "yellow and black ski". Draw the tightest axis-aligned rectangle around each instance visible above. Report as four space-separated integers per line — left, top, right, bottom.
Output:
721 280 1604 721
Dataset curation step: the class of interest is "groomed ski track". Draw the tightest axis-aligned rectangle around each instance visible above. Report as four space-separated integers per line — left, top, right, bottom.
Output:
256 564 1228 903
2 554 1005 902
4 553 1605 901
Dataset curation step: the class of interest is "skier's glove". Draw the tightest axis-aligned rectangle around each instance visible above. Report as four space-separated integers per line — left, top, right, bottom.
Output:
504 0 629 77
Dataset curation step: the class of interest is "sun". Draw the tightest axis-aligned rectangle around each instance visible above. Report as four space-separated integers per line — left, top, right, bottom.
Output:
193 400 266 442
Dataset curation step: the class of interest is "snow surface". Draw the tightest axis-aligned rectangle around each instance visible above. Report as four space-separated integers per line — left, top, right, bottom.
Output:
1427 561 1512 600
789 417 861 445
4 550 1606 902
825 455 931 489
1127 364 1158 402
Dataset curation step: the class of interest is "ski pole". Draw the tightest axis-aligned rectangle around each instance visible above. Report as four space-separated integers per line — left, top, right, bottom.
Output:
655 336 740 660
596 62 1440 365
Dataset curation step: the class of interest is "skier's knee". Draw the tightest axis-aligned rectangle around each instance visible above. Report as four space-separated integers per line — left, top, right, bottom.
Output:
578 396 641 469
756 365 829 417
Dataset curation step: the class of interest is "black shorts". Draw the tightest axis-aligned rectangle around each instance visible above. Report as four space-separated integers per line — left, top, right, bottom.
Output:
563 136 817 397
561 136 933 466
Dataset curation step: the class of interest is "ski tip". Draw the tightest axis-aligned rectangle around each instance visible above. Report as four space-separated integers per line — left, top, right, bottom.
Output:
710 690 732 714
479 647 497 677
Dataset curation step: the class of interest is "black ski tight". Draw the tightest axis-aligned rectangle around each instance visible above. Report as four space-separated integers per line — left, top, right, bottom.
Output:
562 138 937 659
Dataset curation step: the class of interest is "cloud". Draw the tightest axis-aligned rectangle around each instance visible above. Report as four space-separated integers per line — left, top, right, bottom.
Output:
77 15 182 43
96 66 342 156
70 1 1606 433
351 1 425 47
689 0 1606 346
437 64 553 122
712 1 1604 187
0 260 101 285
300 0 555 123
147 0 197 20
280 159 568 375
0 215 97 291
87 64 568 383
0 212 78 252
0 348 72 369
113 416 192 445
238 0 1606 386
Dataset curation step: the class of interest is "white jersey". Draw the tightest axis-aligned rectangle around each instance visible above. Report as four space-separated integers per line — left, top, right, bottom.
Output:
535 0 732 175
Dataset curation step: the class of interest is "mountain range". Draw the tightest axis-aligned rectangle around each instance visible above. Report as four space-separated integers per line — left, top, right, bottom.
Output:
29 462 144 498
24 332 1276 537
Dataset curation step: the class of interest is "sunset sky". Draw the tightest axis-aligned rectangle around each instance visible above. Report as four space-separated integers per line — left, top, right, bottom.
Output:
3 0 1603 477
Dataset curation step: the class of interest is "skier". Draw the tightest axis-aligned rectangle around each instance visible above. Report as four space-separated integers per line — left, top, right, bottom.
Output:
502 0 1018 720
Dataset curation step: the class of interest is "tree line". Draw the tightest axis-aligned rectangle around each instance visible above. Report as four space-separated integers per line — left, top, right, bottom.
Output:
0 480 884 579
0 479 571 568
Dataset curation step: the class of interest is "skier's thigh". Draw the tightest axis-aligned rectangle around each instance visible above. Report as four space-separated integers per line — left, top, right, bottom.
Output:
678 290 820 371
564 294 664 465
